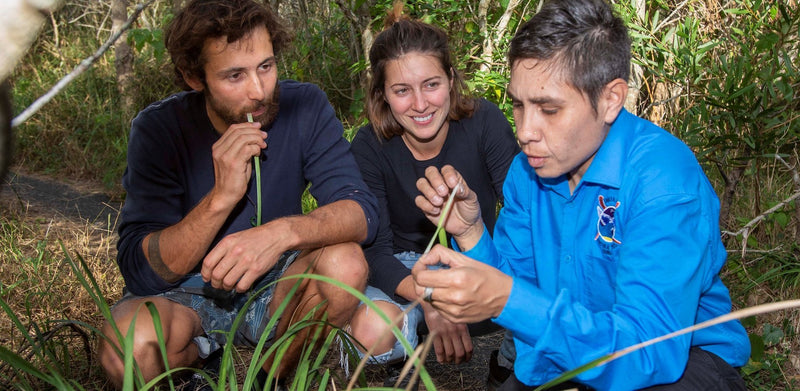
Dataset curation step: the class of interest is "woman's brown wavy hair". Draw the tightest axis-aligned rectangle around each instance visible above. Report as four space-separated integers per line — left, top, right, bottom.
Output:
366 2 475 140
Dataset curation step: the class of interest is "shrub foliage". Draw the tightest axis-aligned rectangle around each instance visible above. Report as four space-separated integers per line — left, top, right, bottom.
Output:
4 0 800 389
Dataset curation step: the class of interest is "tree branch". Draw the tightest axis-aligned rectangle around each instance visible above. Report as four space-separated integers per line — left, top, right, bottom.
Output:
11 0 155 128
721 189 800 257
332 0 360 27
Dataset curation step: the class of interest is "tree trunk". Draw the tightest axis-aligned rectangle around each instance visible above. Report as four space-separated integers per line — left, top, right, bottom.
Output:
791 155 800 243
112 0 134 114
478 0 522 73
625 0 646 115
719 163 746 231
477 0 489 70
332 0 375 92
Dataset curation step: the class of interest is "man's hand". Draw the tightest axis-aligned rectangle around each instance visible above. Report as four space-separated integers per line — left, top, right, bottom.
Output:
201 223 288 292
209 121 267 209
145 121 268 282
415 165 483 248
421 301 473 364
412 245 512 323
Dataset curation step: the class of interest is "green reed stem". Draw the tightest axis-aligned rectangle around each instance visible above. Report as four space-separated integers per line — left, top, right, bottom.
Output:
424 184 459 254
248 113 262 226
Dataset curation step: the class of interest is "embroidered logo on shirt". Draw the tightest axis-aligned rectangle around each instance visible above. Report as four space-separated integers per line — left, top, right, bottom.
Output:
594 195 621 244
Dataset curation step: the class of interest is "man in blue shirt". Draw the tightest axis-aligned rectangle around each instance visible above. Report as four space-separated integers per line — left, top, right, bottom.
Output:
411 0 750 389
96 0 378 388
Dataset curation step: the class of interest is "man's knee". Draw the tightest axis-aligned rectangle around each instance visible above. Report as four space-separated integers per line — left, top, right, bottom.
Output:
97 305 163 386
316 242 368 288
97 297 202 386
98 319 126 387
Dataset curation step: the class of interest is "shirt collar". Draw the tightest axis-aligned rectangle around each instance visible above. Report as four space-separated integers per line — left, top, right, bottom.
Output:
580 108 635 190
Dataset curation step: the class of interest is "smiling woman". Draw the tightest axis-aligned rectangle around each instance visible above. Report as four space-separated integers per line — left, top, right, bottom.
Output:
345 4 520 388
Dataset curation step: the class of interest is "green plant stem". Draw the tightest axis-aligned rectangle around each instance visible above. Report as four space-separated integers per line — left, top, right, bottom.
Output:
254 156 261 226
424 184 460 254
248 113 262 226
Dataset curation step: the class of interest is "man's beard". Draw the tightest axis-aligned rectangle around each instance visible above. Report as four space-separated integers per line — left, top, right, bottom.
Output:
206 82 281 128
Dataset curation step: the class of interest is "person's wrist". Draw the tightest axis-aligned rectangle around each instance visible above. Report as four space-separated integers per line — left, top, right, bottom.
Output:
205 187 238 215
453 219 484 252
263 218 297 250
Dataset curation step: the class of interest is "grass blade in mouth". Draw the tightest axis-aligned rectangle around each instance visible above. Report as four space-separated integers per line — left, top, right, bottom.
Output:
248 113 262 226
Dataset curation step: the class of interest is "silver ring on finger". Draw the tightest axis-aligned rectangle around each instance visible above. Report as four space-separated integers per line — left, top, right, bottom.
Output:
423 286 434 303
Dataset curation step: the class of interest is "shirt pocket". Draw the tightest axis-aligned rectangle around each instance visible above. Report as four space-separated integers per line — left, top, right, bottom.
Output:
582 250 619 311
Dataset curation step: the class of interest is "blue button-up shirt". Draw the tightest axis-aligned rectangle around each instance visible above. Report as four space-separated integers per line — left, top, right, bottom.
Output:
462 109 750 390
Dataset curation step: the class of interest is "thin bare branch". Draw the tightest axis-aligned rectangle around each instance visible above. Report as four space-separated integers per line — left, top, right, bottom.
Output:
776 154 800 188
652 0 692 33
726 246 783 255
721 189 800 256
720 155 800 255
11 0 156 128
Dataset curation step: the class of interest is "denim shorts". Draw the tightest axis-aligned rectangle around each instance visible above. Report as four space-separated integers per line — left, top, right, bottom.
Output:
116 250 299 358
350 251 424 365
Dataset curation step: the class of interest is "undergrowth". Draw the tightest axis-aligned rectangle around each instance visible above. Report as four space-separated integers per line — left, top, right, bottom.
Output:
4 0 800 389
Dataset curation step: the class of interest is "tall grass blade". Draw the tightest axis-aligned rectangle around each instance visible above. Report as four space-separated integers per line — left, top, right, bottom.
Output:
291 312 334 390
312 326 338 370
242 274 305 390
61 244 145 388
121 309 139 391
0 296 38 358
61 244 124 346
0 345 49 387
318 368 332 391
535 299 800 390
143 301 176 390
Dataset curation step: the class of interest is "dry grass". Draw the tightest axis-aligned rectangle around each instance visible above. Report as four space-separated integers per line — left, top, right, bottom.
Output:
0 182 122 389
2 168 800 390
0 176 503 390
1 170 799 390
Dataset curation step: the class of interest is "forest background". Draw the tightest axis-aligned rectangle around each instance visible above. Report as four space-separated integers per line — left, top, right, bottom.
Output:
1 0 799 389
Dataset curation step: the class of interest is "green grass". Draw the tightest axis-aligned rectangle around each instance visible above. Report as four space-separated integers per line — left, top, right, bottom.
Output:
5 0 800 389
0 217 431 390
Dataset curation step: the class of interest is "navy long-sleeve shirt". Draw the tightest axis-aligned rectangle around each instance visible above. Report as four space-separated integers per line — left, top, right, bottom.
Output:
117 80 378 295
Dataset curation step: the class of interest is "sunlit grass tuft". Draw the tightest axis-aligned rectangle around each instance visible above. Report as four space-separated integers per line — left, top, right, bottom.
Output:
0 194 435 390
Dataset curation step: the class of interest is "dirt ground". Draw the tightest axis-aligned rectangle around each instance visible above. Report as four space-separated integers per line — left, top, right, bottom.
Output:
0 170 504 390
1 170 122 225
